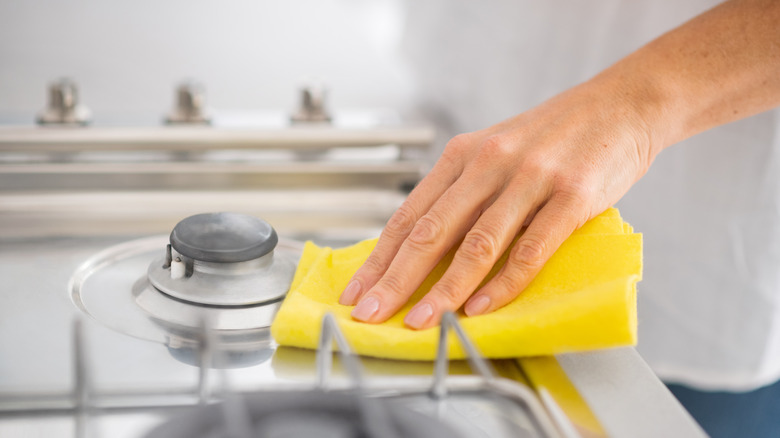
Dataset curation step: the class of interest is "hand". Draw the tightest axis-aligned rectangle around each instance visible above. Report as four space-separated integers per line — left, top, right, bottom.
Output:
336 0 780 330
339 80 658 330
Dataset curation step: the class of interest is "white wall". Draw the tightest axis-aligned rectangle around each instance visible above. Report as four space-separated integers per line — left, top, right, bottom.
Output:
0 0 412 123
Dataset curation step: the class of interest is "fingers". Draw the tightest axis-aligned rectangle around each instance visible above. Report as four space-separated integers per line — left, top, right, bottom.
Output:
350 170 500 323
338 148 464 306
464 194 586 316
402 185 537 329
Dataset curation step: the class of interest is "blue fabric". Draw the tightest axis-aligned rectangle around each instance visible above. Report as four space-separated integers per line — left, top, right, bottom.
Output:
667 381 780 437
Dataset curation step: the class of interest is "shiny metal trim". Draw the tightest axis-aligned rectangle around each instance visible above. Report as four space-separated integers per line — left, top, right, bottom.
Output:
0 125 435 152
146 248 297 306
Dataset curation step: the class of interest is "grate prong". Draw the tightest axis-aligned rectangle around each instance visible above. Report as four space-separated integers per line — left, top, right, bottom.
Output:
315 313 399 438
432 312 496 399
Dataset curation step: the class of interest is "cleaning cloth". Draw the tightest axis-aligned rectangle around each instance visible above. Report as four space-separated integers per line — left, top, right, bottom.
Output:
270 208 642 360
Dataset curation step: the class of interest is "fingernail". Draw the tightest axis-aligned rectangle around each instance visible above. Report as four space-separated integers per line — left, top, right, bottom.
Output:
405 303 434 329
465 295 490 316
351 296 380 321
339 279 361 305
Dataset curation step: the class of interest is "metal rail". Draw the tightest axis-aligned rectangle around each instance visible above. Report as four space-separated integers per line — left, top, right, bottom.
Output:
0 125 435 152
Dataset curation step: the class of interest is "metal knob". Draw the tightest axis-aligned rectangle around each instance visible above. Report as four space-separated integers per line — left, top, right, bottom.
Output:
37 78 92 125
165 82 211 125
290 86 332 124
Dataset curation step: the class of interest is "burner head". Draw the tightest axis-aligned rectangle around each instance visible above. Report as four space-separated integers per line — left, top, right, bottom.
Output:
147 212 298 306
170 212 278 263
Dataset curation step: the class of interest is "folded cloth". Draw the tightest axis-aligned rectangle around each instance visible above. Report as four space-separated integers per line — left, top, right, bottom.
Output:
270 208 642 360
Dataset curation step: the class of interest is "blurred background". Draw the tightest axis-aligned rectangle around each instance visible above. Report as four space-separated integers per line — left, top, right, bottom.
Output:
0 0 435 243
0 0 413 124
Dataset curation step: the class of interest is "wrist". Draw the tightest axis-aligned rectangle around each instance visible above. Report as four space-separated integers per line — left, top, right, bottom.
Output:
586 60 684 167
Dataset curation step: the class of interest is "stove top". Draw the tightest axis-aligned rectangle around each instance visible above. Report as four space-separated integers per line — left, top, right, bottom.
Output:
0 216 705 438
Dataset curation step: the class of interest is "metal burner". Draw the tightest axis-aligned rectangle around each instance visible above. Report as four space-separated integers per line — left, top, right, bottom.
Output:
69 217 303 367
147 212 297 306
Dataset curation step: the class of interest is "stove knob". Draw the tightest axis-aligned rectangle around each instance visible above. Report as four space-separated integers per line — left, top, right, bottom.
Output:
290 85 332 124
165 81 211 125
169 212 278 263
36 78 92 125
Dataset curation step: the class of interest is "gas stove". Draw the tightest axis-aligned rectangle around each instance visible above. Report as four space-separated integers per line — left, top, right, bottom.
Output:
0 110 704 437
57 210 565 437
0 212 707 438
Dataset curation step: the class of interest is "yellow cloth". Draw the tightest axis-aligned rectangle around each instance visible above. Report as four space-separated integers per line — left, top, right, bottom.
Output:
270 208 642 360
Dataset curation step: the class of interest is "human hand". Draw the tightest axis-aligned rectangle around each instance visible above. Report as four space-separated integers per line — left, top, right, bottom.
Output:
339 80 660 330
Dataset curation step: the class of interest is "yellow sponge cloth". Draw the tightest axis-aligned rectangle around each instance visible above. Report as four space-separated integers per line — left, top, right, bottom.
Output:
270 208 642 360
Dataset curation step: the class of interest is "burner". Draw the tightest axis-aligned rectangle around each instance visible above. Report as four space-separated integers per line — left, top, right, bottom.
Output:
148 212 296 306
69 214 303 367
145 391 464 438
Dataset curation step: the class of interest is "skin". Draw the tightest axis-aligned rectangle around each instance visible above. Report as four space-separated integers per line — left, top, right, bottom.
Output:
339 0 780 330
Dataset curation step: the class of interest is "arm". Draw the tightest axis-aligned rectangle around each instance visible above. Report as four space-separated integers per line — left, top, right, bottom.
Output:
340 0 780 330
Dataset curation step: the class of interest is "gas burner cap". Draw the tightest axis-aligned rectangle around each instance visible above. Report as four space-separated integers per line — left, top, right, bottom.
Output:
146 391 464 438
148 212 297 306
171 212 278 263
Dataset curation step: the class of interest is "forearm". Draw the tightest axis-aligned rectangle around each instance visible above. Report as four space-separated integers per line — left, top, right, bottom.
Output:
591 0 780 158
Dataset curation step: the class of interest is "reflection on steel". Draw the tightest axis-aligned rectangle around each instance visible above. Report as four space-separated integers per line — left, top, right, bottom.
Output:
196 316 214 404
37 78 92 126
165 82 211 125
537 387 582 438
432 312 496 399
290 86 332 124
219 395 253 438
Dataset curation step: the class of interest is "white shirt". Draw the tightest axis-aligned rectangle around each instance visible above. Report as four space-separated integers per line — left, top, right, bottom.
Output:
402 0 780 391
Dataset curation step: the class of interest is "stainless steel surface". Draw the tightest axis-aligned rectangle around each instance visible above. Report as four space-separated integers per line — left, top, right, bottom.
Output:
0 234 563 438
0 161 424 194
290 86 332 124
0 190 406 240
37 78 92 126
557 349 707 438
165 82 210 125
0 222 705 437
